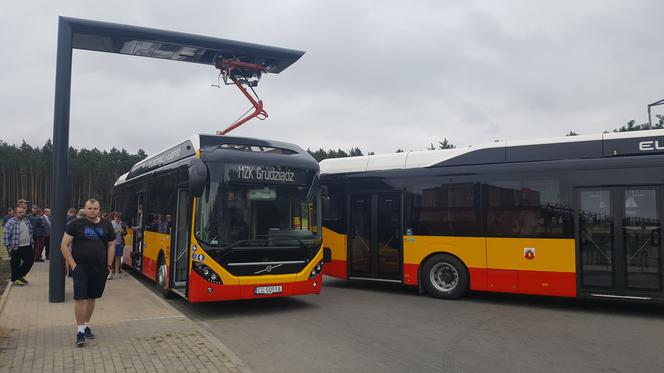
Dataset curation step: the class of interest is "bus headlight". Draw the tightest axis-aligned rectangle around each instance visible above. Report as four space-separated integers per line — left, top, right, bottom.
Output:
193 262 222 284
309 261 323 279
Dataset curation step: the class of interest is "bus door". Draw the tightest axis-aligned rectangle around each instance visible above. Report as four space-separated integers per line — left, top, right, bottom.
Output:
133 193 146 271
348 193 402 281
577 187 663 299
171 188 190 290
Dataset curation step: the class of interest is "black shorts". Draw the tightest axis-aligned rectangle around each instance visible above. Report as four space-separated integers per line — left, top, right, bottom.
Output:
72 265 108 300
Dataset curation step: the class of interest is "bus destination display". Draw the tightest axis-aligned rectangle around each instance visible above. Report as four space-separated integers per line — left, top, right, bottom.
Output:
228 164 307 185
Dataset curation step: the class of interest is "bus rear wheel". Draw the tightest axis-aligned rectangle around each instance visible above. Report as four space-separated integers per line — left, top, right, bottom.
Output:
157 257 173 299
422 254 468 300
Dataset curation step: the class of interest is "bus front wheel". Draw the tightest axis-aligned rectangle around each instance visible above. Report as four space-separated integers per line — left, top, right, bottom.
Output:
422 254 468 300
157 257 174 299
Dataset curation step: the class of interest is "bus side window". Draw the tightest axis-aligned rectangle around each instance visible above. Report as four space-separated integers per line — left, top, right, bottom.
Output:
487 180 568 238
407 182 480 237
323 193 341 221
322 184 347 234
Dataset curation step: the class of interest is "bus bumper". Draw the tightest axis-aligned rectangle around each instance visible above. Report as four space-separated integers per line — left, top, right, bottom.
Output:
188 272 323 302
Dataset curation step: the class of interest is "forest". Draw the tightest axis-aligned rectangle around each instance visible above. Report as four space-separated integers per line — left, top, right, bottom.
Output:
1 116 661 211
0 140 146 211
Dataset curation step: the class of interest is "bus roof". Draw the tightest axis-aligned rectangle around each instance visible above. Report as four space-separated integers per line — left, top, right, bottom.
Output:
320 129 664 175
115 134 313 186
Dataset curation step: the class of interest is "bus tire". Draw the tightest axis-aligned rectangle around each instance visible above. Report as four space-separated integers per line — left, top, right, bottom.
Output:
422 254 468 300
157 256 173 299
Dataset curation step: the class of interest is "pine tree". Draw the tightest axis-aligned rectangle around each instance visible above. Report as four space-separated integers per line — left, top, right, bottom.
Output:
0 139 147 210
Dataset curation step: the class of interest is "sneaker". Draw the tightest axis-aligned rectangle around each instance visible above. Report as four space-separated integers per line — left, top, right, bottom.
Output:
18 277 28 284
107 273 114 280
76 332 85 346
84 327 95 339
13 279 25 286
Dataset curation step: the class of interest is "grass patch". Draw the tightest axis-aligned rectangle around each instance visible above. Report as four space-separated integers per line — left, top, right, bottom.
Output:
0 226 9 294
0 226 5 258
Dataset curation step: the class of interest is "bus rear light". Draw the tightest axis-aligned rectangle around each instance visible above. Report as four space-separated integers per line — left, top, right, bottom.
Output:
193 262 222 284
309 261 323 279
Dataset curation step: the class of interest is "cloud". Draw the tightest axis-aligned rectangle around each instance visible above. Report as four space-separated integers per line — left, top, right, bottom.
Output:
1 0 662 157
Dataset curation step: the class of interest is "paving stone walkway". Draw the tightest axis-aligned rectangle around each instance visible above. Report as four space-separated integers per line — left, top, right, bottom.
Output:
0 261 249 373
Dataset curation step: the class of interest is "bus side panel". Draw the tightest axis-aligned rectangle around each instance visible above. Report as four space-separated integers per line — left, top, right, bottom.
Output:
322 227 347 279
142 231 171 281
123 228 134 268
403 236 488 290
486 238 576 297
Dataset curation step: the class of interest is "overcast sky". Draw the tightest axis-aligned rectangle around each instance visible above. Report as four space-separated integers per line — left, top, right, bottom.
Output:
1 1 663 156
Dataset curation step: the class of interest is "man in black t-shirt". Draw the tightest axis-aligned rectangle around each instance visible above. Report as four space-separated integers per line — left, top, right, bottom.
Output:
60 199 115 347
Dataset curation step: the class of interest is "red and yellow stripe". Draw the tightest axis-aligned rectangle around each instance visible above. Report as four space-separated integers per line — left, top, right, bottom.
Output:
321 227 347 279
322 227 577 297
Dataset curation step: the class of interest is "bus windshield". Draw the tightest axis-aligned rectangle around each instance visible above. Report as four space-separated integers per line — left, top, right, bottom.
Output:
195 169 321 249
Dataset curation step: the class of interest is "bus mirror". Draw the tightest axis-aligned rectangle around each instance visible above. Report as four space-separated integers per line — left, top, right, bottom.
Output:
188 159 208 197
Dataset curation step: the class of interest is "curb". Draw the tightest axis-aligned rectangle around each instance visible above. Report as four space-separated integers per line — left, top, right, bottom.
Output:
128 272 252 373
0 280 12 318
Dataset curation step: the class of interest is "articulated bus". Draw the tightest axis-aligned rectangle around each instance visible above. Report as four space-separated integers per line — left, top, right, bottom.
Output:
112 134 323 302
321 130 664 302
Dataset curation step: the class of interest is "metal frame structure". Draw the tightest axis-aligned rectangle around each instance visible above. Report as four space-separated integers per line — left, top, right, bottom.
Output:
50 16 304 302
648 99 664 128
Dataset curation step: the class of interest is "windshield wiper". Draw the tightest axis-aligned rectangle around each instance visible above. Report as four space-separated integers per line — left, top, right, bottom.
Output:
206 234 316 252
255 234 310 248
207 239 268 251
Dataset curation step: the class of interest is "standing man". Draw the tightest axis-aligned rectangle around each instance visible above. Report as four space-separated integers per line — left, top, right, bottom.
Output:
42 208 52 260
17 199 29 210
109 212 126 279
3 206 34 286
2 208 13 227
65 208 77 225
31 206 46 262
60 199 115 347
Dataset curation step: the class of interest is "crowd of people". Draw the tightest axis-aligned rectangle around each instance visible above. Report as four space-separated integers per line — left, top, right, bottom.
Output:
2 198 128 347
2 200 51 265
2 201 129 282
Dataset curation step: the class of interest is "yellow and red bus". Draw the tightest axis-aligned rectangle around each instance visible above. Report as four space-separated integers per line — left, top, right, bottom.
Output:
321 130 664 302
112 134 323 301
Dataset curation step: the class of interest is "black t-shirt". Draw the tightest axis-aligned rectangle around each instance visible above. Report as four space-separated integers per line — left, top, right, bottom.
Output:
66 217 116 272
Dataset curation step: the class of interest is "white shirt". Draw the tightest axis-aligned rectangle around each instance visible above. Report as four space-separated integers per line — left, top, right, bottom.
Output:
18 220 30 246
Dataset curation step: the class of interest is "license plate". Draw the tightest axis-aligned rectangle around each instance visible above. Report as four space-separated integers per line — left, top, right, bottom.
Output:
254 285 283 295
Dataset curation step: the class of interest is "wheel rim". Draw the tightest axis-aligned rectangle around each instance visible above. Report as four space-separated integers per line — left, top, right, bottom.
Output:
158 264 167 288
429 262 459 293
